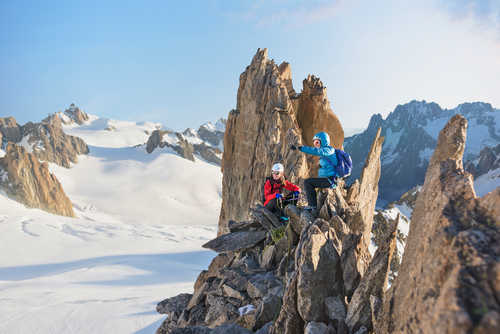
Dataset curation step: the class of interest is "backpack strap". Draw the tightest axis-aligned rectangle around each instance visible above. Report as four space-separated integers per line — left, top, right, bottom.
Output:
323 153 338 173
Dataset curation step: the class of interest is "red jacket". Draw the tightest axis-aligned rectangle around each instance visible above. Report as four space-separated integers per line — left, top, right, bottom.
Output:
264 178 300 206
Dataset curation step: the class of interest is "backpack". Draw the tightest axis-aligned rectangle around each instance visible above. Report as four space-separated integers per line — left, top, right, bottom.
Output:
324 149 353 178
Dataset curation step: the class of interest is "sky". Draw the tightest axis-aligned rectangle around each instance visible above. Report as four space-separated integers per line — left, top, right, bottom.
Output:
1 0 500 131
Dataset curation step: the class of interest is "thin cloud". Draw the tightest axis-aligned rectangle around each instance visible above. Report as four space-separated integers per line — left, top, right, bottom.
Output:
438 0 500 34
223 0 345 29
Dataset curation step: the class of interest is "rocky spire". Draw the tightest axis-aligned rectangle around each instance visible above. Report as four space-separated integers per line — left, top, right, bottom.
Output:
0 116 23 143
0 143 75 217
62 103 89 125
376 115 500 333
219 48 344 234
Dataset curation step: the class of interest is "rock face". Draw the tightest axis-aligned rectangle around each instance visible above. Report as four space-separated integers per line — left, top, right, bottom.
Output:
146 121 225 165
344 100 500 203
0 143 75 217
0 116 23 143
58 103 90 125
466 143 500 178
22 114 89 168
376 115 500 333
0 113 89 168
219 48 344 235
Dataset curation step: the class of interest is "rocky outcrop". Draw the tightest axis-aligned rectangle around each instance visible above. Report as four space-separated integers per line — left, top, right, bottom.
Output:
0 143 75 217
466 143 500 178
156 111 499 334
155 126 385 334
59 103 90 125
344 100 500 203
376 115 500 333
22 114 89 168
346 218 397 333
0 116 23 143
219 48 344 235
1 113 89 168
146 127 223 165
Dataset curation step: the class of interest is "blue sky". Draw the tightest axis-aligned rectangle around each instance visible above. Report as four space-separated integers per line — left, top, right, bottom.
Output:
1 0 499 131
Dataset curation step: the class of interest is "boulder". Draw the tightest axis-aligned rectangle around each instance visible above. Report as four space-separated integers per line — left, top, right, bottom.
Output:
157 293 193 322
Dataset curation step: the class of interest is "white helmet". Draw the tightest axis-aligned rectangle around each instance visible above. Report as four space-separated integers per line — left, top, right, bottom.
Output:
271 163 284 173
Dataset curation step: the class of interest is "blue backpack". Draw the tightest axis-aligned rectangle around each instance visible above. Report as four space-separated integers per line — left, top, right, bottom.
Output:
324 149 352 178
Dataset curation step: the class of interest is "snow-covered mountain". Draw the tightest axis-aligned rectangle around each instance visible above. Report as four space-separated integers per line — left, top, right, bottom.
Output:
344 101 500 203
145 119 225 165
0 111 223 333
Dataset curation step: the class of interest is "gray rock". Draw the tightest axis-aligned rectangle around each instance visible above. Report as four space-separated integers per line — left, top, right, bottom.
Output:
325 296 346 322
0 117 22 143
255 294 282 329
197 124 224 147
188 282 210 310
346 218 397 333
228 220 262 233
222 284 246 301
212 323 253 334
157 293 193 322
296 221 343 322
169 326 212 334
202 231 267 253
193 143 222 165
204 294 239 327
304 322 334 334
247 273 282 300
260 244 276 270
270 272 304 334
255 322 273 334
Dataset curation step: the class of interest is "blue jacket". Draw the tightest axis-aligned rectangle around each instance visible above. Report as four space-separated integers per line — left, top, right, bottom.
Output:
299 132 337 178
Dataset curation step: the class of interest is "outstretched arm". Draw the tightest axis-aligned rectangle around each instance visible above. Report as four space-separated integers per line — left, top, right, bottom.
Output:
299 145 335 157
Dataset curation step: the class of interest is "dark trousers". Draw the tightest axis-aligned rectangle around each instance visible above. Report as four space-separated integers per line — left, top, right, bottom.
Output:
304 177 334 207
265 195 298 217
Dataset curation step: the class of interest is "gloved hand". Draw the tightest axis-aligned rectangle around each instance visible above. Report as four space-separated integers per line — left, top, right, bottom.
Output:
290 145 297 151
275 193 283 199
293 191 300 196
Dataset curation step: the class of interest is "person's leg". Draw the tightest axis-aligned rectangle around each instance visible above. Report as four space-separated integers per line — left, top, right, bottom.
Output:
265 198 280 215
304 177 333 207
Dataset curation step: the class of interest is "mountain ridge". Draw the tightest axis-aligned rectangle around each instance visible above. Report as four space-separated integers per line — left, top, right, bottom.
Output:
344 99 500 203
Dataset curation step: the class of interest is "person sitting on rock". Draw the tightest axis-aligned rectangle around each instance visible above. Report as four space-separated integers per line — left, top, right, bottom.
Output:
263 163 301 222
291 131 337 211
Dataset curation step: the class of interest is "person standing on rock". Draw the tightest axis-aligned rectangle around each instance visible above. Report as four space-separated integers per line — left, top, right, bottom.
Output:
263 163 301 222
291 131 337 211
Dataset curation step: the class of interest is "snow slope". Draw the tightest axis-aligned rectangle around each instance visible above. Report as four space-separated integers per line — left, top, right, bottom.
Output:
0 116 222 334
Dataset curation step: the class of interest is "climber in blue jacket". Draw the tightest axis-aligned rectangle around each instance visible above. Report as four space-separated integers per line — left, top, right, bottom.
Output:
291 131 337 210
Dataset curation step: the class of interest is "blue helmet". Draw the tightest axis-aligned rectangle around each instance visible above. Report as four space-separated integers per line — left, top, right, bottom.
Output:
312 132 330 147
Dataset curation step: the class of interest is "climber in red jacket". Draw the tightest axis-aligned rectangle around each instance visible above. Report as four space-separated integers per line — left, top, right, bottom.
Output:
263 163 301 222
